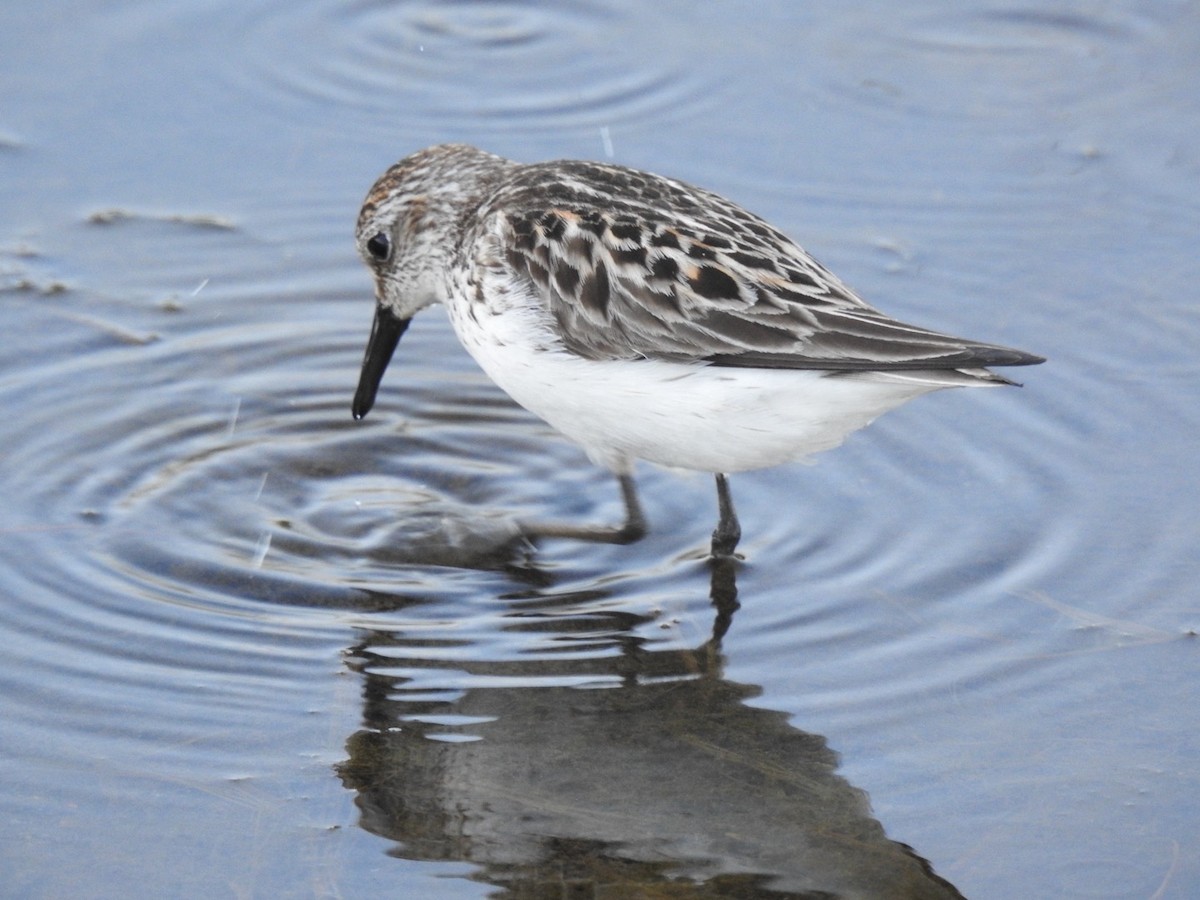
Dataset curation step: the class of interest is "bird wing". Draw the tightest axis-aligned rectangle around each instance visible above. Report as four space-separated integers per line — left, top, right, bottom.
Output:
481 162 1044 371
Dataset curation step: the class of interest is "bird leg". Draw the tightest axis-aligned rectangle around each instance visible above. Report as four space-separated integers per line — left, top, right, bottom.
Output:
520 472 648 545
614 472 649 542
710 473 742 558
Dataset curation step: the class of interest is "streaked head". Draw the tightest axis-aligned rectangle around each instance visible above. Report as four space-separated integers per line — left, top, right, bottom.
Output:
352 144 509 419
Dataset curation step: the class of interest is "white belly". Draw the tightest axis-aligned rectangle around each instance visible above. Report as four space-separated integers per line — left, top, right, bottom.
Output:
448 302 979 475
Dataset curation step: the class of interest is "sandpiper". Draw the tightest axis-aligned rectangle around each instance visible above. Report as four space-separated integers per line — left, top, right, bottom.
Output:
352 144 1043 557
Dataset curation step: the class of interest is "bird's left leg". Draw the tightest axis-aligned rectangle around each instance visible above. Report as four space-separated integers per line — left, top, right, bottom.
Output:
520 472 647 545
710 473 742 558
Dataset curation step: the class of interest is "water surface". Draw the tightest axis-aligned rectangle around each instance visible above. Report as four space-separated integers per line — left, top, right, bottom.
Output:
2 2 1198 898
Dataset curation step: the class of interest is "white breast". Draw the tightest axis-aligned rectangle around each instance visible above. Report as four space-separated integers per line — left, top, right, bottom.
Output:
444 292 981 476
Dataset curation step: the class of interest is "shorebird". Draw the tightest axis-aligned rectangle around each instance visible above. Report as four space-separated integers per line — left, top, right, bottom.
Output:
351 144 1043 557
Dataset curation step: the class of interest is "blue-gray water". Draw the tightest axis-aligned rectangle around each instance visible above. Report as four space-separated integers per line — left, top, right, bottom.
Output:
2 2 1198 898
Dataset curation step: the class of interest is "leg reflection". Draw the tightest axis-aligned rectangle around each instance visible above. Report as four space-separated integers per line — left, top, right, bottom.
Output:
707 553 741 646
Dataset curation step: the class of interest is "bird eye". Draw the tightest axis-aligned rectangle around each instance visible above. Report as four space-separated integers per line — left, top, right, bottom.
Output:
366 232 391 262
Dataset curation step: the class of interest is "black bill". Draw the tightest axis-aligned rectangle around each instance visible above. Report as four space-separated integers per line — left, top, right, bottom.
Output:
352 305 410 420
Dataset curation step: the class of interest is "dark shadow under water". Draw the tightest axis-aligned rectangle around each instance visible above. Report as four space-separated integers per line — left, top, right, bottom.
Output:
336 557 965 899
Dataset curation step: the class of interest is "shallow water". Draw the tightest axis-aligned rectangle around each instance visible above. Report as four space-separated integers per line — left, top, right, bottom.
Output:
2 2 1198 898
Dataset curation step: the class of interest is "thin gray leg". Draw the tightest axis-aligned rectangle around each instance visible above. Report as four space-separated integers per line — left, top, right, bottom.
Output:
521 472 647 545
613 473 648 543
710 473 741 558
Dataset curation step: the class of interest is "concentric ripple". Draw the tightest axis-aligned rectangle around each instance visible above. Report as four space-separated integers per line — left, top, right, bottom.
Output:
219 0 710 139
0 237 718 671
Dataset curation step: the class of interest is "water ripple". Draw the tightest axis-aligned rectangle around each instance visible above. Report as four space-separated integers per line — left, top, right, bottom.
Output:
222 0 709 138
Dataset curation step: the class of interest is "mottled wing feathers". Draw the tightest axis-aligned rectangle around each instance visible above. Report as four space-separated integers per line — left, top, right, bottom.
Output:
482 160 1044 372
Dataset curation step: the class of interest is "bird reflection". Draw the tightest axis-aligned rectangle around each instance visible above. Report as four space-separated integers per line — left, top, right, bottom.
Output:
336 559 964 899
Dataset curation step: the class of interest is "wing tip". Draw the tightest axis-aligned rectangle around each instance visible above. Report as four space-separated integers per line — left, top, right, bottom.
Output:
967 345 1046 368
